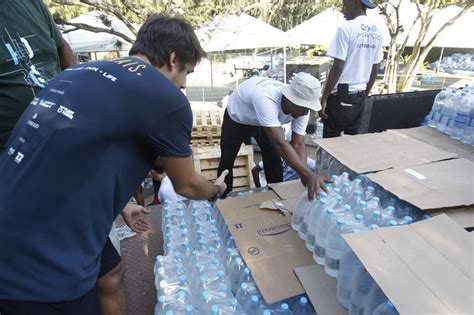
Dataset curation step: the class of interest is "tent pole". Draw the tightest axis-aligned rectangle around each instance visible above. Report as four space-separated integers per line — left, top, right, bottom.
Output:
283 46 287 84
210 56 214 88
436 47 445 74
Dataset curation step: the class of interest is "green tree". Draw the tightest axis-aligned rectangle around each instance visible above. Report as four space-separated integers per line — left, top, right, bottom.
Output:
377 0 473 93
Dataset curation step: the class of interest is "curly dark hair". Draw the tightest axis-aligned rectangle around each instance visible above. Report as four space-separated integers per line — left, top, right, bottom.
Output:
130 13 206 70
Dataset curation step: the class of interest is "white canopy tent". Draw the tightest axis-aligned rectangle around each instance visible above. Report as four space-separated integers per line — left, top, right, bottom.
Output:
286 8 346 46
60 11 135 53
197 13 292 83
200 13 292 52
286 7 390 46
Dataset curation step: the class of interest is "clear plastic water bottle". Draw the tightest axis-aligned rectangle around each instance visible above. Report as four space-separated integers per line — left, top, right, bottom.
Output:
325 218 351 277
245 295 263 315
363 186 375 201
336 229 363 309
372 301 399 315
155 296 169 315
292 296 316 315
349 266 375 315
313 208 336 265
364 284 388 315
429 88 448 127
397 215 413 225
229 257 245 293
306 198 327 252
452 93 470 140
442 89 459 135
272 302 293 314
238 268 255 289
236 282 256 307
219 298 244 314
291 190 312 231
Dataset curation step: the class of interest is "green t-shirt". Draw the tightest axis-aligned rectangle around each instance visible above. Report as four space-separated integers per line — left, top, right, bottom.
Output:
0 0 63 151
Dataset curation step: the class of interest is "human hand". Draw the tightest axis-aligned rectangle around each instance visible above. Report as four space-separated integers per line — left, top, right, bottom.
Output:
121 202 151 233
215 169 229 195
300 171 330 201
319 97 328 119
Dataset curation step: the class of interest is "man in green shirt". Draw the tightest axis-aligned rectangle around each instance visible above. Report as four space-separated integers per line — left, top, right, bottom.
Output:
0 0 76 150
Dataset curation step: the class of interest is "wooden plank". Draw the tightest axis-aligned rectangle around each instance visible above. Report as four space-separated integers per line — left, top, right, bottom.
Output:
201 167 249 180
200 156 247 170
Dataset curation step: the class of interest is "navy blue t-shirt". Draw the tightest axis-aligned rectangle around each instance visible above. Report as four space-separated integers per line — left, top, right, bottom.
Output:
0 57 192 301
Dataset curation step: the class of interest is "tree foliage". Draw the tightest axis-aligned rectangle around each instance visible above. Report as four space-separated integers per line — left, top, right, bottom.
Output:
46 0 341 43
376 0 473 93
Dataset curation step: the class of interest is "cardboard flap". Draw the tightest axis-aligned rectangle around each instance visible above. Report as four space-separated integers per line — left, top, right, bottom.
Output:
216 191 278 222
269 179 305 200
343 214 474 315
216 191 315 304
367 158 474 210
294 265 347 315
315 130 457 174
397 127 474 162
428 206 474 229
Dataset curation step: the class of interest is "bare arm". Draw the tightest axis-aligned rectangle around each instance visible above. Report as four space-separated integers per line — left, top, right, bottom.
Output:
365 63 380 97
290 131 307 164
161 155 227 200
320 58 345 118
263 127 327 200
57 40 77 70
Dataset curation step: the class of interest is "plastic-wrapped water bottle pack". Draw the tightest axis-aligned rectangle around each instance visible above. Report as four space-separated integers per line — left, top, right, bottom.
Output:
424 84 474 146
155 199 316 315
292 171 427 314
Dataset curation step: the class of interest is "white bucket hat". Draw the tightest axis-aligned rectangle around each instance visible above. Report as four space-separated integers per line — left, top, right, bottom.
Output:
281 72 321 111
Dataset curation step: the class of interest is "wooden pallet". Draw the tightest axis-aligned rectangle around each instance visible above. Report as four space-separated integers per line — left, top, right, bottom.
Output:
191 110 223 146
192 144 255 191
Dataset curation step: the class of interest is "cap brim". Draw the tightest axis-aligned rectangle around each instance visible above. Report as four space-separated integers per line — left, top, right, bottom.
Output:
282 85 321 112
361 0 376 8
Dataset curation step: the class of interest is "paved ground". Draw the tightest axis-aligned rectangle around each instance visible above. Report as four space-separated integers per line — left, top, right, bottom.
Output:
120 205 162 315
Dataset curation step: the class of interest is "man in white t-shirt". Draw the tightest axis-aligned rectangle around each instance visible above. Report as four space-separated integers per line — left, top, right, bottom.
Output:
217 72 327 200
320 0 383 138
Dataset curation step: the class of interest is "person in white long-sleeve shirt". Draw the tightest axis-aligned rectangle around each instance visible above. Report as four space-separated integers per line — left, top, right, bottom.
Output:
149 159 186 204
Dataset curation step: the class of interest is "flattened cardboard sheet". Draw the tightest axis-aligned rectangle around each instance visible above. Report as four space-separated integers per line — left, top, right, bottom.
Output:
269 179 305 200
367 158 474 210
216 191 315 304
294 265 347 315
429 205 474 229
344 214 474 315
315 130 456 174
397 126 474 162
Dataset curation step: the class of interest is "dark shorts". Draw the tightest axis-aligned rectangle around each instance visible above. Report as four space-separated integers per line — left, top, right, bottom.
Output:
0 284 100 315
98 237 121 278
322 91 366 138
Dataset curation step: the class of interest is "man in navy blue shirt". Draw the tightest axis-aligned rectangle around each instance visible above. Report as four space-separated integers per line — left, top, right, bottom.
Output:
0 14 227 314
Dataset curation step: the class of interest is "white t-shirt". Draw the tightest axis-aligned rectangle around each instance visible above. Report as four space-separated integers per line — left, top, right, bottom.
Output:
327 15 383 92
158 176 186 204
227 77 309 135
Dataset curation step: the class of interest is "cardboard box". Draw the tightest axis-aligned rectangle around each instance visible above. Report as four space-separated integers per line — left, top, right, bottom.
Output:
314 129 457 174
216 190 315 304
367 158 474 210
343 214 474 315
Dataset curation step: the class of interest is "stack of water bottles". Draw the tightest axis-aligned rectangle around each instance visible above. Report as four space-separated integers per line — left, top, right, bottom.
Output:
424 85 474 146
155 199 316 314
291 172 428 315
